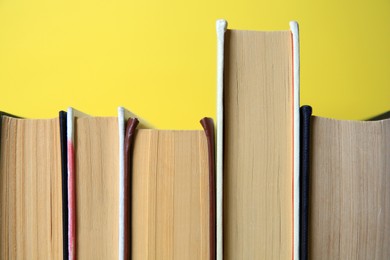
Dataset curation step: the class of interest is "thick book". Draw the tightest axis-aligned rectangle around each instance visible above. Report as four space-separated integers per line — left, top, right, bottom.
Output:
66 107 146 260
216 20 300 259
301 106 390 259
0 113 65 259
131 118 216 260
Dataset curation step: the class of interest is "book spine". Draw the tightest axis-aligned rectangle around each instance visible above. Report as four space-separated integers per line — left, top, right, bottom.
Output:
123 118 139 260
67 108 77 260
290 21 300 260
67 108 88 260
59 111 69 260
118 107 126 260
200 117 216 260
216 19 227 260
299 105 312 260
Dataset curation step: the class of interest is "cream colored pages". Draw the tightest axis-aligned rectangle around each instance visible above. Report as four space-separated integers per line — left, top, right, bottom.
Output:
223 30 293 259
75 117 119 259
0 117 63 259
310 117 390 259
132 130 210 260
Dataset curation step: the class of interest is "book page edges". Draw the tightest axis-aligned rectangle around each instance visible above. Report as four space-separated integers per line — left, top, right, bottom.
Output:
216 20 300 260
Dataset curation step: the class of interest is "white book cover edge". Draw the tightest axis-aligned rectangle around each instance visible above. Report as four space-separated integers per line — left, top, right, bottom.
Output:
216 18 227 260
66 107 89 260
290 21 300 260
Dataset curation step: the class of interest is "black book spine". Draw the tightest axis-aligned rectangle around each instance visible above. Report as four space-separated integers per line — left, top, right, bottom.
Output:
59 111 68 260
299 105 312 260
366 111 390 120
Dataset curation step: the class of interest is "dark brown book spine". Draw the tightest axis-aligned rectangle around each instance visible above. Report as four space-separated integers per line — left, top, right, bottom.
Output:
200 117 216 260
124 118 139 260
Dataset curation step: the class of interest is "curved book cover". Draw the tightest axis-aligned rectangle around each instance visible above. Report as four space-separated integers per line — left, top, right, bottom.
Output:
367 111 390 121
200 117 216 260
123 117 139 260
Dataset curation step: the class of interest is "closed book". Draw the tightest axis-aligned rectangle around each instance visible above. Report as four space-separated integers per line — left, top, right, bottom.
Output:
216 20 300 260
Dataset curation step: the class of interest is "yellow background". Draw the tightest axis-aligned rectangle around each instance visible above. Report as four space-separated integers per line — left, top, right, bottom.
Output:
0 0 389 129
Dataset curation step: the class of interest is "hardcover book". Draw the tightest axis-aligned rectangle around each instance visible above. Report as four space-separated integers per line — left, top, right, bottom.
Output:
300 106 390 259
131 118 215 260
0 113 64 259
216 20 300 260
66 107 144 260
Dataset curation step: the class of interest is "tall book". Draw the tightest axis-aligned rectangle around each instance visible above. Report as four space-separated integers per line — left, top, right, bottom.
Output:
131 118 216 260
0 113 64 259
300 106 390 259
216 20 300 259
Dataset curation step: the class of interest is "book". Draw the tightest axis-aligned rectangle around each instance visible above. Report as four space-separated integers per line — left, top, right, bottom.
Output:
299 106 312 260
300 106 390 259
59 111 68 260
0 113 64 259
66 107 144 260
131 118 215 260
216 20 300 259
67 110 120 259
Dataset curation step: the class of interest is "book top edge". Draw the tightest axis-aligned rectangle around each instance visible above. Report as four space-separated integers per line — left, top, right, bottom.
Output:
312 115 390 124
136 129 205 133
227 29 291 33
1 115 59 121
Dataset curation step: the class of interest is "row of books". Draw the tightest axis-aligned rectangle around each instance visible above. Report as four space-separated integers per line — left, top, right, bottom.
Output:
1 19 389 260
1 108 215 260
